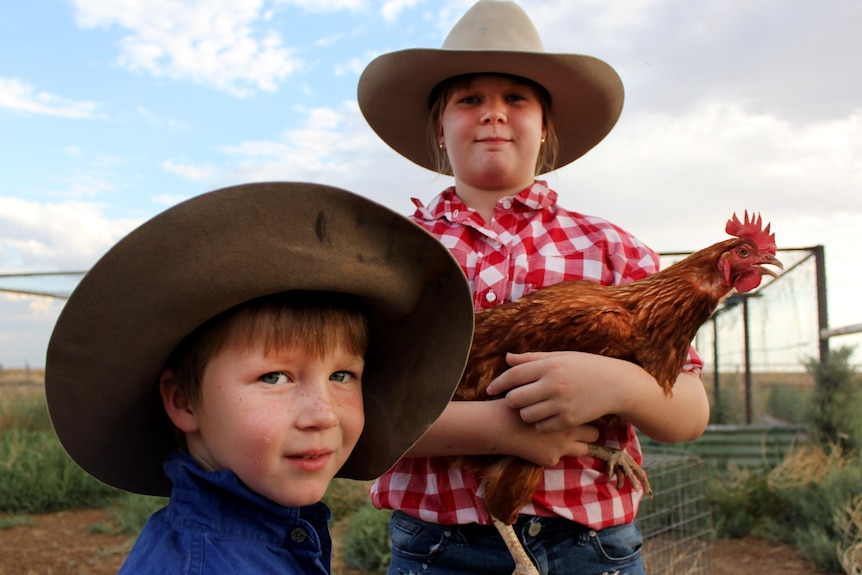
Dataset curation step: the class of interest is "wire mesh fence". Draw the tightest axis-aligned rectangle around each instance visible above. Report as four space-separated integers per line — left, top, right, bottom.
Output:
639 447 713 575
660 246 826 425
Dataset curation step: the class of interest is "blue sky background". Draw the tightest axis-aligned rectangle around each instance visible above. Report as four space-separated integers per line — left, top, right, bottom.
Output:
2 0 862 367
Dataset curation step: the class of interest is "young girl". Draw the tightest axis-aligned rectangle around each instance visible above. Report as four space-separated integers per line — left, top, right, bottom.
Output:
358 2 711 574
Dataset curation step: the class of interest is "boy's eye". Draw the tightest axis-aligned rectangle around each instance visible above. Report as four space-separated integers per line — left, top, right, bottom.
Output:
330 371 353 383
260 372 289 385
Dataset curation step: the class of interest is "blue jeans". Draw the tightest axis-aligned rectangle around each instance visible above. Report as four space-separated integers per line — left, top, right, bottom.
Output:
387 511 645 575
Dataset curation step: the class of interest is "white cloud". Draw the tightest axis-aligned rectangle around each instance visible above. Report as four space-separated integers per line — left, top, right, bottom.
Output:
0 197 139 270
333 56 363 76
136 106 188 132
154 193 193 206
0 78 103 119
552 102 862 247
72 0 304 97
0 295 65 367
163 159 218 181
278 0 365 11
380 0 419 22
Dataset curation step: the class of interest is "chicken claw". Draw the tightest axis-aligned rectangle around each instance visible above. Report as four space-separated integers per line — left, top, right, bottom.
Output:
491 516 541 575
587 444 653 497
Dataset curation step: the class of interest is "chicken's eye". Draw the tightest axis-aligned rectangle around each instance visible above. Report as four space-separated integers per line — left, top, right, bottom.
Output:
737 246 751 257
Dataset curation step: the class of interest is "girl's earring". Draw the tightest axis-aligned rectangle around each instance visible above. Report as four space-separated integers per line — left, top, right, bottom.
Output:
439 142 446 150
540 137 546 144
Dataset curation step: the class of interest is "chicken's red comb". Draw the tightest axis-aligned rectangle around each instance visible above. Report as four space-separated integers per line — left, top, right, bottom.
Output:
726 211 776 254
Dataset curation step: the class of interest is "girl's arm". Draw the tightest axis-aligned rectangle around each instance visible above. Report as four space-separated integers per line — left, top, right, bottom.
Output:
401 398 600 467
486 351 710 443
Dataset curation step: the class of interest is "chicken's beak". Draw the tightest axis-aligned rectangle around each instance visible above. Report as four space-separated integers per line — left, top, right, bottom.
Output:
758 254 783 279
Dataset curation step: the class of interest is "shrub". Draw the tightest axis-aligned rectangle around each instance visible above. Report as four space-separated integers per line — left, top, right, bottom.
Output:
0 391 52 433
712 444 861 573
805 346 862 450
765 384 810 423
323 478 373 521
341 503 392 573
836 495 862 575
710 467 783 539
0 428 117 513
94 492 168 535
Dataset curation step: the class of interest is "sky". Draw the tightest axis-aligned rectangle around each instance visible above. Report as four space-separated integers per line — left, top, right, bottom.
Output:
1 0 861 368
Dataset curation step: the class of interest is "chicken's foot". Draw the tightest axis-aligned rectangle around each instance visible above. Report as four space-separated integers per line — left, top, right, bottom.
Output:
587 444 653 497
491 516 540 575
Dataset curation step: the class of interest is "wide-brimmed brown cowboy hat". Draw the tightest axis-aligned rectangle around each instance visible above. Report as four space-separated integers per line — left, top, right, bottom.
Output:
358 0 624 175
45 182 474 496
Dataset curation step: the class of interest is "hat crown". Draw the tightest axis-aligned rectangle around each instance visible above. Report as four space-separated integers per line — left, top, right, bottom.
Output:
442 0 544 53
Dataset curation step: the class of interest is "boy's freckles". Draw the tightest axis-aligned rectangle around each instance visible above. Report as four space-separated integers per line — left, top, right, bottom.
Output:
185 343 365 507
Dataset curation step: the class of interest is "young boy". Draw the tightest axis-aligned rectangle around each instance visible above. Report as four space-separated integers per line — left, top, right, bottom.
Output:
45 181 474 574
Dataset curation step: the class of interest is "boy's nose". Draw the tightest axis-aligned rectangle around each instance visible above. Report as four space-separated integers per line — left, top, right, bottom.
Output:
296 382 340 429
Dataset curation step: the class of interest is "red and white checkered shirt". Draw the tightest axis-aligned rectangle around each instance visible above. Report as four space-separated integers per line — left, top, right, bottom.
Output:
370 181 703 530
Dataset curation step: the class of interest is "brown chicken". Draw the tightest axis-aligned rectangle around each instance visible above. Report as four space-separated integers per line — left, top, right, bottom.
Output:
454 211 782 575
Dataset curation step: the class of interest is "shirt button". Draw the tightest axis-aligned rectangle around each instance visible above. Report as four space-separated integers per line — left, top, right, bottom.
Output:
485 290 497 303
502 200 512 209
290 527 309 543
452 209 459 219
527 522 542 537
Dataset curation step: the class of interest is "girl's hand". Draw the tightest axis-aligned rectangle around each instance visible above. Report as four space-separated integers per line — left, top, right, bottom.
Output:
503 406 600 465
486 351 710 442
401 396 598 464
486 351 635 433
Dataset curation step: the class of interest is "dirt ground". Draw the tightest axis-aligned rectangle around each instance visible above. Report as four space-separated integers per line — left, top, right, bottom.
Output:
0 508 826 575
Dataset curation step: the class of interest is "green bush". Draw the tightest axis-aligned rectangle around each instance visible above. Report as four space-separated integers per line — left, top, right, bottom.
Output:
806 346 862 450
765 385 810 423
93 492 168 535
793 524 844 574
341 503 392 573
711 444 860 574
0 391 52 433
710 468 783 539
323 478 373 521
0 428 117 513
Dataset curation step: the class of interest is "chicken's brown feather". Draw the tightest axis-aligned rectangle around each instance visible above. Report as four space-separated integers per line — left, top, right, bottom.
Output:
452 230 782 527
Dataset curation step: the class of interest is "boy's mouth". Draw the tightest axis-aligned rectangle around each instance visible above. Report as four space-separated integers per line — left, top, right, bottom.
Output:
287 450 334 471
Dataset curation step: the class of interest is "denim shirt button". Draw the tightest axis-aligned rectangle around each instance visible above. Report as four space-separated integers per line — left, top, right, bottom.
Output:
290 527 309 543
527 521 542 537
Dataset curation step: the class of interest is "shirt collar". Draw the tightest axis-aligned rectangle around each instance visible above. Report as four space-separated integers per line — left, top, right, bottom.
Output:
164 451 331 541
412 181 558 222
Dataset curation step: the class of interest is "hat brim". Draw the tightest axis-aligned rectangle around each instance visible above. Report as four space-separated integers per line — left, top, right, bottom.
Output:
358 48 624 174
45 182 474 495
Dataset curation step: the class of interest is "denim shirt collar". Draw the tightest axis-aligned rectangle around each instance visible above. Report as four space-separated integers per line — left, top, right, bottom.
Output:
163 452 332 552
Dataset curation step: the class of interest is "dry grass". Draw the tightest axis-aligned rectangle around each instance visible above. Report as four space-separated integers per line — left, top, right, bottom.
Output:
0 367 44 387
837 495 862 575
768 442 847 490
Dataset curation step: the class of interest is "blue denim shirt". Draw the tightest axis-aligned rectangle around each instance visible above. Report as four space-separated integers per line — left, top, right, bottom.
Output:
118 452 333 574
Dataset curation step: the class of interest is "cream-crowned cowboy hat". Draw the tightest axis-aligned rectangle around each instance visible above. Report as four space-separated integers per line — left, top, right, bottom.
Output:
358 0 624 175
45 182 474 496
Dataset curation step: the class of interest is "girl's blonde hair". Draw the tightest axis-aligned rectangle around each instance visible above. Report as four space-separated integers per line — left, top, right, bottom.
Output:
427 73 560 176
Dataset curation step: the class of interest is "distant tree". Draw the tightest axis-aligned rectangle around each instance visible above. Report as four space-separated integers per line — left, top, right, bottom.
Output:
805 346 862 450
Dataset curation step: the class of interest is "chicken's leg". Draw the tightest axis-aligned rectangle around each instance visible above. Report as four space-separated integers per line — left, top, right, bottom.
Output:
587 444 653 497
491 516 541 575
